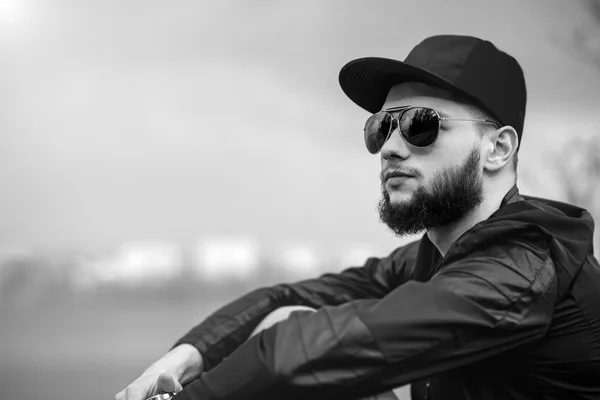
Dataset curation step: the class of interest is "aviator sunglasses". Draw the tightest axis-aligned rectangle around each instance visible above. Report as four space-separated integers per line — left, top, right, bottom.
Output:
364 106 501 154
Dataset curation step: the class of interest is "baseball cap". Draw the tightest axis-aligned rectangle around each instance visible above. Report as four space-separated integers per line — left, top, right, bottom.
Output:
339 34 527 142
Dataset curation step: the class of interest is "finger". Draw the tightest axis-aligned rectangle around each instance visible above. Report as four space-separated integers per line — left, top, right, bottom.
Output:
174 380 183 393
125 385 146 400
157 372 180 393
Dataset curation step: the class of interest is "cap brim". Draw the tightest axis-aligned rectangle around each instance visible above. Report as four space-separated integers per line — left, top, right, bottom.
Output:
339 57 469 113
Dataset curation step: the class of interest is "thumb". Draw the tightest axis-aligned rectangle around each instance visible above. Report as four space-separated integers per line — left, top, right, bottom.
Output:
157 371 183 393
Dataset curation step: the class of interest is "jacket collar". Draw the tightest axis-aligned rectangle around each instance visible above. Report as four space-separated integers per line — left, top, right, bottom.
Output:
501 184 521 206
414 184 522 280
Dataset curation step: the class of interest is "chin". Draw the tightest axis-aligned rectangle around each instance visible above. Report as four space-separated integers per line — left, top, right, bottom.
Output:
386 188 414 205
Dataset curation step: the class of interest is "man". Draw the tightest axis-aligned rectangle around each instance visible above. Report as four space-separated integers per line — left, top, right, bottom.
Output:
116 35 600 400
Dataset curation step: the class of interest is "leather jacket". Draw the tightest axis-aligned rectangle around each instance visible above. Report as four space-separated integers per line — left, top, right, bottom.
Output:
172 186 600 399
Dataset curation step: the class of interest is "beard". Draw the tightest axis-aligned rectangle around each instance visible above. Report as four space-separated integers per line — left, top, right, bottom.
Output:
378 147 484 237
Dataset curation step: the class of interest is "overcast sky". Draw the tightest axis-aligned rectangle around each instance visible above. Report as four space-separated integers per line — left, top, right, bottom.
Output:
1 0 599 256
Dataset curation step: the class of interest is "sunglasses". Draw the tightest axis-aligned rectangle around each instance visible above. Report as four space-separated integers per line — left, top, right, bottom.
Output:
364 106 501 154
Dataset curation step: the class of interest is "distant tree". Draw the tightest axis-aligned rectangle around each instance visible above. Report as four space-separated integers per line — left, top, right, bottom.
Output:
560 0 600 68
557 136 600 257
553 0 600 257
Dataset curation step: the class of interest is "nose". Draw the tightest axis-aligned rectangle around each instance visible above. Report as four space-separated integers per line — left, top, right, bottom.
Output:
380 125 411 161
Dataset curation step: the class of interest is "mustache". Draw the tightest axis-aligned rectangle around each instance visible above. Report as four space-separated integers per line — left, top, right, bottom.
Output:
380 167 422 182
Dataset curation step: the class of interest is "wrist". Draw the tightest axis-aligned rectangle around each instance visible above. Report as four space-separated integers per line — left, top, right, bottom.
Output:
171 344 204 384
147 344 204 384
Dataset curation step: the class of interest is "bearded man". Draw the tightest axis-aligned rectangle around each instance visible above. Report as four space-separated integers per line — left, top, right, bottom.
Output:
117 35 600 400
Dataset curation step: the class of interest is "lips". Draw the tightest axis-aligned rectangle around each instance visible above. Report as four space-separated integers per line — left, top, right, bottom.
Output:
384 171 414 181
383 170 415 189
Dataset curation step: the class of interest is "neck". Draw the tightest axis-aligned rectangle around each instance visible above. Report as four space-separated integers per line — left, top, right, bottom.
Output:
427 180 514 256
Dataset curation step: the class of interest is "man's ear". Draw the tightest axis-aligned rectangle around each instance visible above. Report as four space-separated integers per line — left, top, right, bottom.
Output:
483 126 518 172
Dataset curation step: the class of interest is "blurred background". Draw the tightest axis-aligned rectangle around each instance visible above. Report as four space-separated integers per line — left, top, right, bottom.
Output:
1 0 599 399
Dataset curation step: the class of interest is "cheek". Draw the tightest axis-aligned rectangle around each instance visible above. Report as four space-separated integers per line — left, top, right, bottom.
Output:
419 151 453 180
417 151 460 188
417 170 439 192
438 122 475 146
429 133 476 168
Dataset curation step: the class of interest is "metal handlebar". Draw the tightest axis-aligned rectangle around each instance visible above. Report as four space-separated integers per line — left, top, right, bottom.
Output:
145 393 176 400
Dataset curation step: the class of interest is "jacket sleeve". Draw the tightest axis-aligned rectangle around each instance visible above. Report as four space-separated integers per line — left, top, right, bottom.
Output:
173 245 557 400
172 240 420 371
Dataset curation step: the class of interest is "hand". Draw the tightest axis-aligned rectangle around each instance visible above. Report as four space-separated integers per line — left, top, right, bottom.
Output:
115 344 203 400
115 370 183 400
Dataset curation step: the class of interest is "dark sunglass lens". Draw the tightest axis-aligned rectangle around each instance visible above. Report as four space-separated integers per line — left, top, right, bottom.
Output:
400 108 439 147
364 112 392 154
